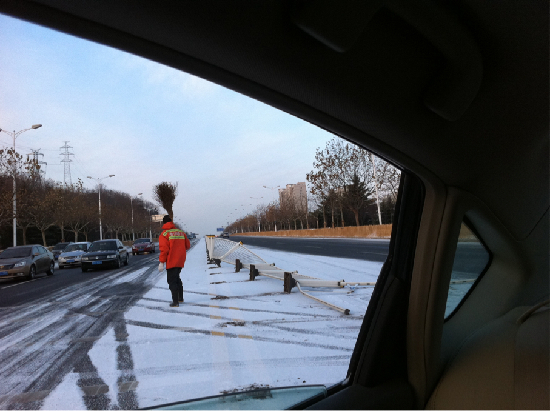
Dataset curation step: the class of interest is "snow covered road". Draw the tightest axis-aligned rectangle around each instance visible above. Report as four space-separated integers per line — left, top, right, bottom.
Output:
0 238 382 409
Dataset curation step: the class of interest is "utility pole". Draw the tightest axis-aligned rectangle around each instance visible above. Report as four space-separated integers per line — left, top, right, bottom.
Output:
87 175 115 240
131 193 143 241
60 141 74 186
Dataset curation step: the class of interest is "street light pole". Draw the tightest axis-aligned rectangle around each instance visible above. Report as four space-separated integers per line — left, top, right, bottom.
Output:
87 175 115 240
131 192 143 241
0 124 42 247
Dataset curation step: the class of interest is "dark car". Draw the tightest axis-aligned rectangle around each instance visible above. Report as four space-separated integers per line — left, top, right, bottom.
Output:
221 232 229 239
51 242 73 260
131 238 155 255
81 239 129 272
0 245 55 280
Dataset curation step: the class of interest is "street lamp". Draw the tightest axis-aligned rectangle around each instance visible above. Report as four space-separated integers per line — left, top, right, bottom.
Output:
0 124 42 246
131 192 143 241
87 174 115 240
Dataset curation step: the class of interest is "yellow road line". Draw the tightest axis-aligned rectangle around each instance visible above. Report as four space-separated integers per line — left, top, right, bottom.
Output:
210 315 221 319
211 331 225 337
237 335 253 339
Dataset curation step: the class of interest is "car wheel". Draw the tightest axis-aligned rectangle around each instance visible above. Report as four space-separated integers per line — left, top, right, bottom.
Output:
47 261 54 276
81 266 88 272
117 257 122 268
124 254 129 266
28 265 36 280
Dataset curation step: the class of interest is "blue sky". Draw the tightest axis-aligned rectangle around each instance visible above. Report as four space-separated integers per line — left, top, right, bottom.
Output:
0 13 335 236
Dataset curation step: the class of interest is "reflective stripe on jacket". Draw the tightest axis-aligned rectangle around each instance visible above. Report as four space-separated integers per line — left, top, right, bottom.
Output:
159 221 191 269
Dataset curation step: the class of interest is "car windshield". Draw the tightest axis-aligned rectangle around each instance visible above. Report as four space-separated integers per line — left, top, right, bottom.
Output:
134 239 150 244
0 247 32 259
53 243 70 250
88 241 118 251
64 244 88 252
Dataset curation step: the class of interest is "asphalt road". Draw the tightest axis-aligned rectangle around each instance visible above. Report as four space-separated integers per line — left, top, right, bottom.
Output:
230 236 391 263
0 252 156 307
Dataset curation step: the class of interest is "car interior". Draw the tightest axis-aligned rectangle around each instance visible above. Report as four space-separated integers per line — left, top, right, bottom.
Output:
1 0 547 409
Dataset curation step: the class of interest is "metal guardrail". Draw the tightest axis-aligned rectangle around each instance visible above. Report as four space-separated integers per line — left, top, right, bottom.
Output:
205 237 476 315
205 237 370 315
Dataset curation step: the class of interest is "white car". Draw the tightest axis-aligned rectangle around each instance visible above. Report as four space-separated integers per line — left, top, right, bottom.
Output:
58 242 92 269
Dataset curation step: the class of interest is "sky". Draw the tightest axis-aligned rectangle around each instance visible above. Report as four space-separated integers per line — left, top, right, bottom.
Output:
0 13 335 236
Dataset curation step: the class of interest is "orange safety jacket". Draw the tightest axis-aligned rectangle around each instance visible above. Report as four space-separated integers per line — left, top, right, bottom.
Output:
159 221 191 269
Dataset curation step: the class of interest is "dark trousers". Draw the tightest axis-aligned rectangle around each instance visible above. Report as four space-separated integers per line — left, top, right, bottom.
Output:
166 267 183 303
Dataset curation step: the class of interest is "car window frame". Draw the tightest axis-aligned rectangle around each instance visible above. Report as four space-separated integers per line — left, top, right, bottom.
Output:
444 216 493 322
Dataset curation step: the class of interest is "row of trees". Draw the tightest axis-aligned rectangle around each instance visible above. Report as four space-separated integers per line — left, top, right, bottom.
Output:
226 138 400 233
0 149 160 248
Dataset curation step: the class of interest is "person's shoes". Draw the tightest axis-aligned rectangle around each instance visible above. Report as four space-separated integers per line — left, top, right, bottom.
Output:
169 302 179 307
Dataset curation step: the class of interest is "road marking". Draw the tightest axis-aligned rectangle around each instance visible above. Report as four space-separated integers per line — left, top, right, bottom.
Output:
238 335 253 339
0 277 45 289
211 331 225 337
209 315 221 319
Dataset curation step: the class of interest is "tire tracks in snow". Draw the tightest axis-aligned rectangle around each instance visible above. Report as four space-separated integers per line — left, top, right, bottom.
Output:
0 254 159 409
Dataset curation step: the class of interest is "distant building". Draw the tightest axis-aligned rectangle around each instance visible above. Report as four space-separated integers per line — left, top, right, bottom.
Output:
278 182 307 211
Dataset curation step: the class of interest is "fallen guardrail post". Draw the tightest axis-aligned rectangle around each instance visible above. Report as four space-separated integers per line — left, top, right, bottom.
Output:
235 259 242 272
284 272 296 293
249 264 259 281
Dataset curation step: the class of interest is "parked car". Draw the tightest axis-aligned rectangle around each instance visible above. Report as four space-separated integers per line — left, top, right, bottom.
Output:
81 239 129 272
131 238 155 255
58 242 92 269
0 245 55 280
221 232 230 239
51 242 73 260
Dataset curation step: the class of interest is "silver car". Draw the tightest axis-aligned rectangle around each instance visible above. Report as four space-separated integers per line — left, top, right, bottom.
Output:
58 242 92 268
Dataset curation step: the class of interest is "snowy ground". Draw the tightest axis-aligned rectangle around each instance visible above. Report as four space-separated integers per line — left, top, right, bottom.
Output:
2 238 383 409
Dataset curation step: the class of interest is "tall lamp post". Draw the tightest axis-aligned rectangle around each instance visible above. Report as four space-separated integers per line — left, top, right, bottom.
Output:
131 192 143 241
0 124 42 247
87 175 115 240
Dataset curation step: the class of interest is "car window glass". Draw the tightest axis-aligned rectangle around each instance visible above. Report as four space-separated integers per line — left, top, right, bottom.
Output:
0 248 32 259
445 221 491 319
0 14 404 409
89 241 117 251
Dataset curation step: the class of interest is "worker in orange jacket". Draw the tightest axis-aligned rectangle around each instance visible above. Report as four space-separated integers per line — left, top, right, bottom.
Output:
158 215 191 307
